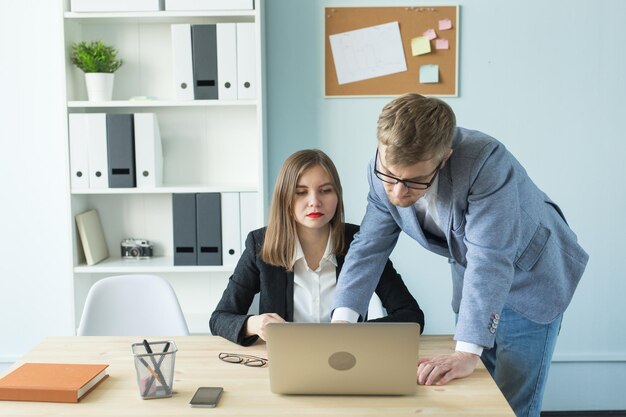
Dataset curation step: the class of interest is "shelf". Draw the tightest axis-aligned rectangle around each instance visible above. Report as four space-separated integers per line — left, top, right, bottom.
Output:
74 256 235 273
64 2 265 333
68 100 256 108
64 10 255 23
71 184 258 195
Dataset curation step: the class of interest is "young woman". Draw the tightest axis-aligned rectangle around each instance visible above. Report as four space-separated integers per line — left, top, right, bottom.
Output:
209 149 424 346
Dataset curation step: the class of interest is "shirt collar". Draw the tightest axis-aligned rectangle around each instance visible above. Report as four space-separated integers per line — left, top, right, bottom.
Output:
293 233 338 269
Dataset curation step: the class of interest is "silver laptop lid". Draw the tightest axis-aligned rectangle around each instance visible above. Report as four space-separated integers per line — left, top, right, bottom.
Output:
266 322 420 395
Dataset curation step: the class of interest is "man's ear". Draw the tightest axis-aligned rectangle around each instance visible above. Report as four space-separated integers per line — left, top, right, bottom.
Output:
440 149 453 168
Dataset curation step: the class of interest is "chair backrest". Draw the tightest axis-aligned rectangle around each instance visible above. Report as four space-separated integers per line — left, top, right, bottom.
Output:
367 292 386 320
77 274 190 336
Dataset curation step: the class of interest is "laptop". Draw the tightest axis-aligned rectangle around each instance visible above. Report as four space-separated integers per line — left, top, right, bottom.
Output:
266 322 420 395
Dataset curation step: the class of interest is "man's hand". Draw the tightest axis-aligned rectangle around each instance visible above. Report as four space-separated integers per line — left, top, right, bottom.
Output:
417 351 480 385
245 313 285 341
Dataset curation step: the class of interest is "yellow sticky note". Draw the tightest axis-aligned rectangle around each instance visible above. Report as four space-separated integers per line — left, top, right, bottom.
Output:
411 36 431 56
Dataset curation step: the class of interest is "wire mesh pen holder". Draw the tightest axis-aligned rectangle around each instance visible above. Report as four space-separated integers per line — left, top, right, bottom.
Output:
131 340 177 399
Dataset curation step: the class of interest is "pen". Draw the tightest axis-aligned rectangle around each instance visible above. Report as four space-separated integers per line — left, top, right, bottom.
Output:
143 339 170 394
142 341 171 397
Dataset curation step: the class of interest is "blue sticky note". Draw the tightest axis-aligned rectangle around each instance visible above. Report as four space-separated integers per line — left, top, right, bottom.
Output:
419 64 439 84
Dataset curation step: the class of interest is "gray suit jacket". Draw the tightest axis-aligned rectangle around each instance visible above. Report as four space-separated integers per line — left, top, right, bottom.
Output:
334 127 589 348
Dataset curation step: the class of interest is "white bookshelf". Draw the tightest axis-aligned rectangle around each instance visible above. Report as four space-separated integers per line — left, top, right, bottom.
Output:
62 1 266 334
68 99 256 108
71 185 258 194
64 10 256 22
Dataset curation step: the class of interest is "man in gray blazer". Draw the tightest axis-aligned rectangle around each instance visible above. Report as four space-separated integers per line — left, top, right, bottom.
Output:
332 94 588 417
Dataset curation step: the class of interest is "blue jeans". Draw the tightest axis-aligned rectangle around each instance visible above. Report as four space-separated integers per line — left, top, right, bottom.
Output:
480 306 562 417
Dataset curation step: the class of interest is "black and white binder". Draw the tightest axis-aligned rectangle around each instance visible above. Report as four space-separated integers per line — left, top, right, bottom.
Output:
173 193 197 265
239 192 259 253
196 193 222 266
221 192 241 266
216 23 238 100
68 114 90 189
134 113 163 188
85 113 109 189
191 24 219 100
236 22 256 100
106 114 136 188
171 24 194 101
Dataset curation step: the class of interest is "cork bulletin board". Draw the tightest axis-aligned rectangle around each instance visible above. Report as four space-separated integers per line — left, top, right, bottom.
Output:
325 5 459 97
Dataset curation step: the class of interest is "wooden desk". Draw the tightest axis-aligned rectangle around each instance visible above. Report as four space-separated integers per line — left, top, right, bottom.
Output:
0 336 514 416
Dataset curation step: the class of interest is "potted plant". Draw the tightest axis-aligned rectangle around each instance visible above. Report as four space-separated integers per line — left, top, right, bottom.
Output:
71 41 123 101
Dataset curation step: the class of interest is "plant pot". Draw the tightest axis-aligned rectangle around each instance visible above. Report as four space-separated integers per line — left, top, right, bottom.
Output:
84 72 115 101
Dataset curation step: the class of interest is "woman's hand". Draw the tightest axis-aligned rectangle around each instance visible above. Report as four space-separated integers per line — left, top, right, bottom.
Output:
245 313 286 341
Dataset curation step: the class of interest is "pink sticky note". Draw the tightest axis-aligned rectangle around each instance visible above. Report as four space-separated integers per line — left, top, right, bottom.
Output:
423 29 437 41
439 18 452 30
435 39 449 50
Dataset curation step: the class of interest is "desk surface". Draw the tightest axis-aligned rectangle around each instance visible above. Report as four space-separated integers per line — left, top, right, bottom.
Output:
0 336 514 416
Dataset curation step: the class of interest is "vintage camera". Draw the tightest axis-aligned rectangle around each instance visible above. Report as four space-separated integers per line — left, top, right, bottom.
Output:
121 238 153 259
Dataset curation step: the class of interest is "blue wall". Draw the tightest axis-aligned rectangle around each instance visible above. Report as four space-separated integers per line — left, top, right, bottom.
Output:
265 0 626 411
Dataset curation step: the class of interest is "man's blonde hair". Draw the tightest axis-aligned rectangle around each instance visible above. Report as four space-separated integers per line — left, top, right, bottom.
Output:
377 93 456 166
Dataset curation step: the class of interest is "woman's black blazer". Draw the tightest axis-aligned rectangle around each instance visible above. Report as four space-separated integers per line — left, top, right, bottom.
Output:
209 223 424 346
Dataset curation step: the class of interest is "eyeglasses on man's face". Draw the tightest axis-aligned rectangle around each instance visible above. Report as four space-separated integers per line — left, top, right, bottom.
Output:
374 149 441 190
219 352 268 367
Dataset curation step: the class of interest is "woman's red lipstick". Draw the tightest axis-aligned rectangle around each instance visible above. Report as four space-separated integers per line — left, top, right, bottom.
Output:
307 212 323 218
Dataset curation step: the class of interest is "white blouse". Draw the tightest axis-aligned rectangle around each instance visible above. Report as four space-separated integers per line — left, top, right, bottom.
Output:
291 235 338 323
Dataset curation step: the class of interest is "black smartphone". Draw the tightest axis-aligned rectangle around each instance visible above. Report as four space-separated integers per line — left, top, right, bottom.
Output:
189 387 224 408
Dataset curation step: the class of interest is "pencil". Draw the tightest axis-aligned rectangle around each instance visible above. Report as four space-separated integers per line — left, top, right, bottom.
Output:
139 357 160 381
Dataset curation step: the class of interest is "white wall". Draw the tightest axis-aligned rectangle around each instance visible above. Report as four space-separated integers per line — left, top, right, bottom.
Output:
264 0 626 411
0 0 75 369
1 0 624 411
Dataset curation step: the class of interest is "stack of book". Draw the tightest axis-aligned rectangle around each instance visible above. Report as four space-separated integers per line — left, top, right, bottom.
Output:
0 363 109 403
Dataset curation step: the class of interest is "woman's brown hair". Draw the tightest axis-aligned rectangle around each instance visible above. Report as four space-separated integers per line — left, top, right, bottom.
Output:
261 149 345 269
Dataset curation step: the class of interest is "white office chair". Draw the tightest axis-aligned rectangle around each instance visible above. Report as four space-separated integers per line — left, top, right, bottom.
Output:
367 292 386 320
77 274 190 336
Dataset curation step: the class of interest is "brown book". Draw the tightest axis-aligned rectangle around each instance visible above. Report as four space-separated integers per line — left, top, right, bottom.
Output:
0 363 109 403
